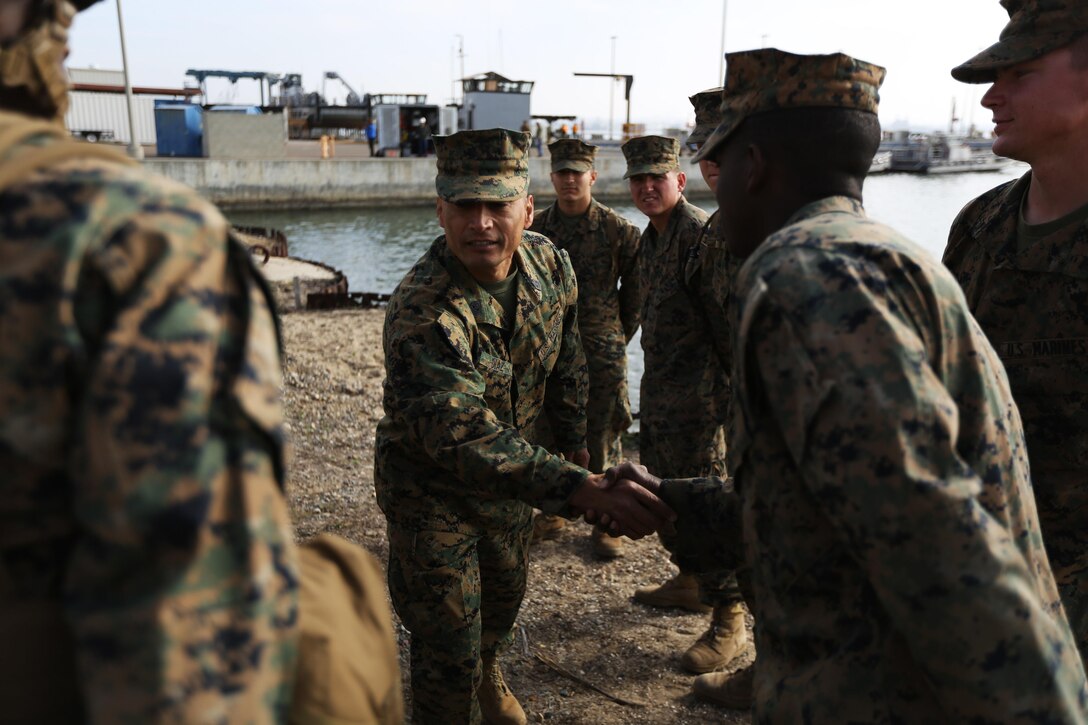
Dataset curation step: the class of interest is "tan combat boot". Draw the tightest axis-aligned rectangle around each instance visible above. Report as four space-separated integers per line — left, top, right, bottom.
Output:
591 527 624 559
478 656 527 725
633 572 712 613
531 513 566 542
692 663 754 710
680 602 749 673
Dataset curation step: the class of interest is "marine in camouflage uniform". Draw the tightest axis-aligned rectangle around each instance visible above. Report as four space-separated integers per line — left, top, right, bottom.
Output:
944 0 1088 662
0 2 298 721
624 136 727 481
529 139 641 474
621 134 737 665
635 47 1088 723
376 129 599 724
678 88 756 700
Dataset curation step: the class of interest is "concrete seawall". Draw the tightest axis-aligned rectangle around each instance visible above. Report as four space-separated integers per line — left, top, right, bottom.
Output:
144 155 713 210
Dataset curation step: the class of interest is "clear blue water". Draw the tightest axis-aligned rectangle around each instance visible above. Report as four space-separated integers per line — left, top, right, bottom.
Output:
230 164 1027 418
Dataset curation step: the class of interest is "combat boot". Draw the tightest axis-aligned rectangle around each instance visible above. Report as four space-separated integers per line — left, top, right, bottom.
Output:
531 513 566 542
633 572 712 613
478 656 527 725
591 527 624 559
680 602 749 673
692 663 755 710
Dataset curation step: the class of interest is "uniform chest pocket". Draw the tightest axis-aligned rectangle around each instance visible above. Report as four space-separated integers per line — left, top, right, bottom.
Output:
477 351 514 411
535 311 564 370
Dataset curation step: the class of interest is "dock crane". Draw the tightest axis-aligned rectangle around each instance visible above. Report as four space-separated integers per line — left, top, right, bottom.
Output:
323 72 363 106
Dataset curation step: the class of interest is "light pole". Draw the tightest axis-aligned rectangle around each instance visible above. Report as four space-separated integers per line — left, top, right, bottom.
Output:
718 0 728 84
609 35 616 141
115 0 142 160
455 34 465 104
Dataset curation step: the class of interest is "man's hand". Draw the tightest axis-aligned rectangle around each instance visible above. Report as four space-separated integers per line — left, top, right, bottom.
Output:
604 461 661 492
584 461 666 532
568 472 675 540
563 448 591 469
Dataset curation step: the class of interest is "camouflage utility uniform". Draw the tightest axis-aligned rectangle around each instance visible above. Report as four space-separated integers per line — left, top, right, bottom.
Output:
530 198 641 471
639 196 727 477
638 196 735 607
375 232 588 723
945 172 1088 659
660 196 1088 722
0 118 298 721
684 209 743 432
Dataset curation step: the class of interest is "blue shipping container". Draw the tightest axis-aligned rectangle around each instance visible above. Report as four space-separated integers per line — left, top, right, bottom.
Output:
154 101 203 157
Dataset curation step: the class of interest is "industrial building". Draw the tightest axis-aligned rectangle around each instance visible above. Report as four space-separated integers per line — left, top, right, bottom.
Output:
66 67 198 145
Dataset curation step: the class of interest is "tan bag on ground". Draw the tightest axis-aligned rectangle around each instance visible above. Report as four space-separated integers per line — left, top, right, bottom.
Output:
291 534 405 725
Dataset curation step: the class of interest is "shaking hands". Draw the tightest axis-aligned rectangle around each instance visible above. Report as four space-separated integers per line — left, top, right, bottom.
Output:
568 461 674 540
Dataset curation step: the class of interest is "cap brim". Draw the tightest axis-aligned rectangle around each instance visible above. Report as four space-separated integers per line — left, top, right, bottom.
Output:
952 31 1084 83
691 117 740 163
436 176 529 202
684 125 714 148
622 161 679 179
551 160 592 173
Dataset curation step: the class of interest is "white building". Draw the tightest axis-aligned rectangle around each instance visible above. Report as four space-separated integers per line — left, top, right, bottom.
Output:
65 67 198 145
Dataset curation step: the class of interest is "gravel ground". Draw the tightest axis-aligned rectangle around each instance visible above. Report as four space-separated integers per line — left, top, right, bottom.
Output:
282 309 751 724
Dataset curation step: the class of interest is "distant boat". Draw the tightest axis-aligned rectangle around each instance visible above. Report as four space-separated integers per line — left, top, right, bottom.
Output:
868 150 892 175
886 133 1011 174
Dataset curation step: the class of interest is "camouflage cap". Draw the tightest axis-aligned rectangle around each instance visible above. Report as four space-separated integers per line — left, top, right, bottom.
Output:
951 0 1088 83
686 88 724 148
433 128 531 202
692 48 886 163
548 138 598 173
621 135 681 179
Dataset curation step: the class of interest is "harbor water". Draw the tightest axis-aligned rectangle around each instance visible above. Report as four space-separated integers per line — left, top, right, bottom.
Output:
230 164 1027 419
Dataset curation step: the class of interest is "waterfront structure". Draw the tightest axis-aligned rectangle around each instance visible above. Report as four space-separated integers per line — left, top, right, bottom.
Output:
458 71 534 131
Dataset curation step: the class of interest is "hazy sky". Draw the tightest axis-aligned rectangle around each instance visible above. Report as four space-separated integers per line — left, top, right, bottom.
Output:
70 1 1009 135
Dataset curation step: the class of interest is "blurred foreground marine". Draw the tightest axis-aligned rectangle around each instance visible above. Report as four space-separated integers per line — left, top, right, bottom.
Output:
945 0 1088 662
0 0 300 721
529 138 642 559
374 128 673 724
613 48 1088 721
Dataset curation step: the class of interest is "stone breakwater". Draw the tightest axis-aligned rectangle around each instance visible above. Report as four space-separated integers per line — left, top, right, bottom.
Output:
144 155 713 210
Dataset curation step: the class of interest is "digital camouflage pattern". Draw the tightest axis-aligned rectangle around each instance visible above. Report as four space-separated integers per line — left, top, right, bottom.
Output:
638 196 726 479
685 87 724 147
375 231 588 722
530 199 641 471
621 135 680 179
659 196 1088 722
693 48 886 162
548 138 597 173
386 510 531 725
434 128 531 202
0 117 299 722
684 210 743 440
0 0 77 121
952 0 1088 83
638 197 733 606
945 172 1088 663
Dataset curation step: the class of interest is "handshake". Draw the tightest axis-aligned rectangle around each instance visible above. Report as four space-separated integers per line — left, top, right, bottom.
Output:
568 461 676 540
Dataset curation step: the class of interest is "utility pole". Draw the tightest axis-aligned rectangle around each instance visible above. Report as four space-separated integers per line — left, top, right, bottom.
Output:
456 35 466 104
115 0 143 159
609 36 617 140
718 0 728 84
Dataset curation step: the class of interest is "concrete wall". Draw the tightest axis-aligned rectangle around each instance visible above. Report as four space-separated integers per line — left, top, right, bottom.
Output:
144 155 712 209
203 111 288 159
